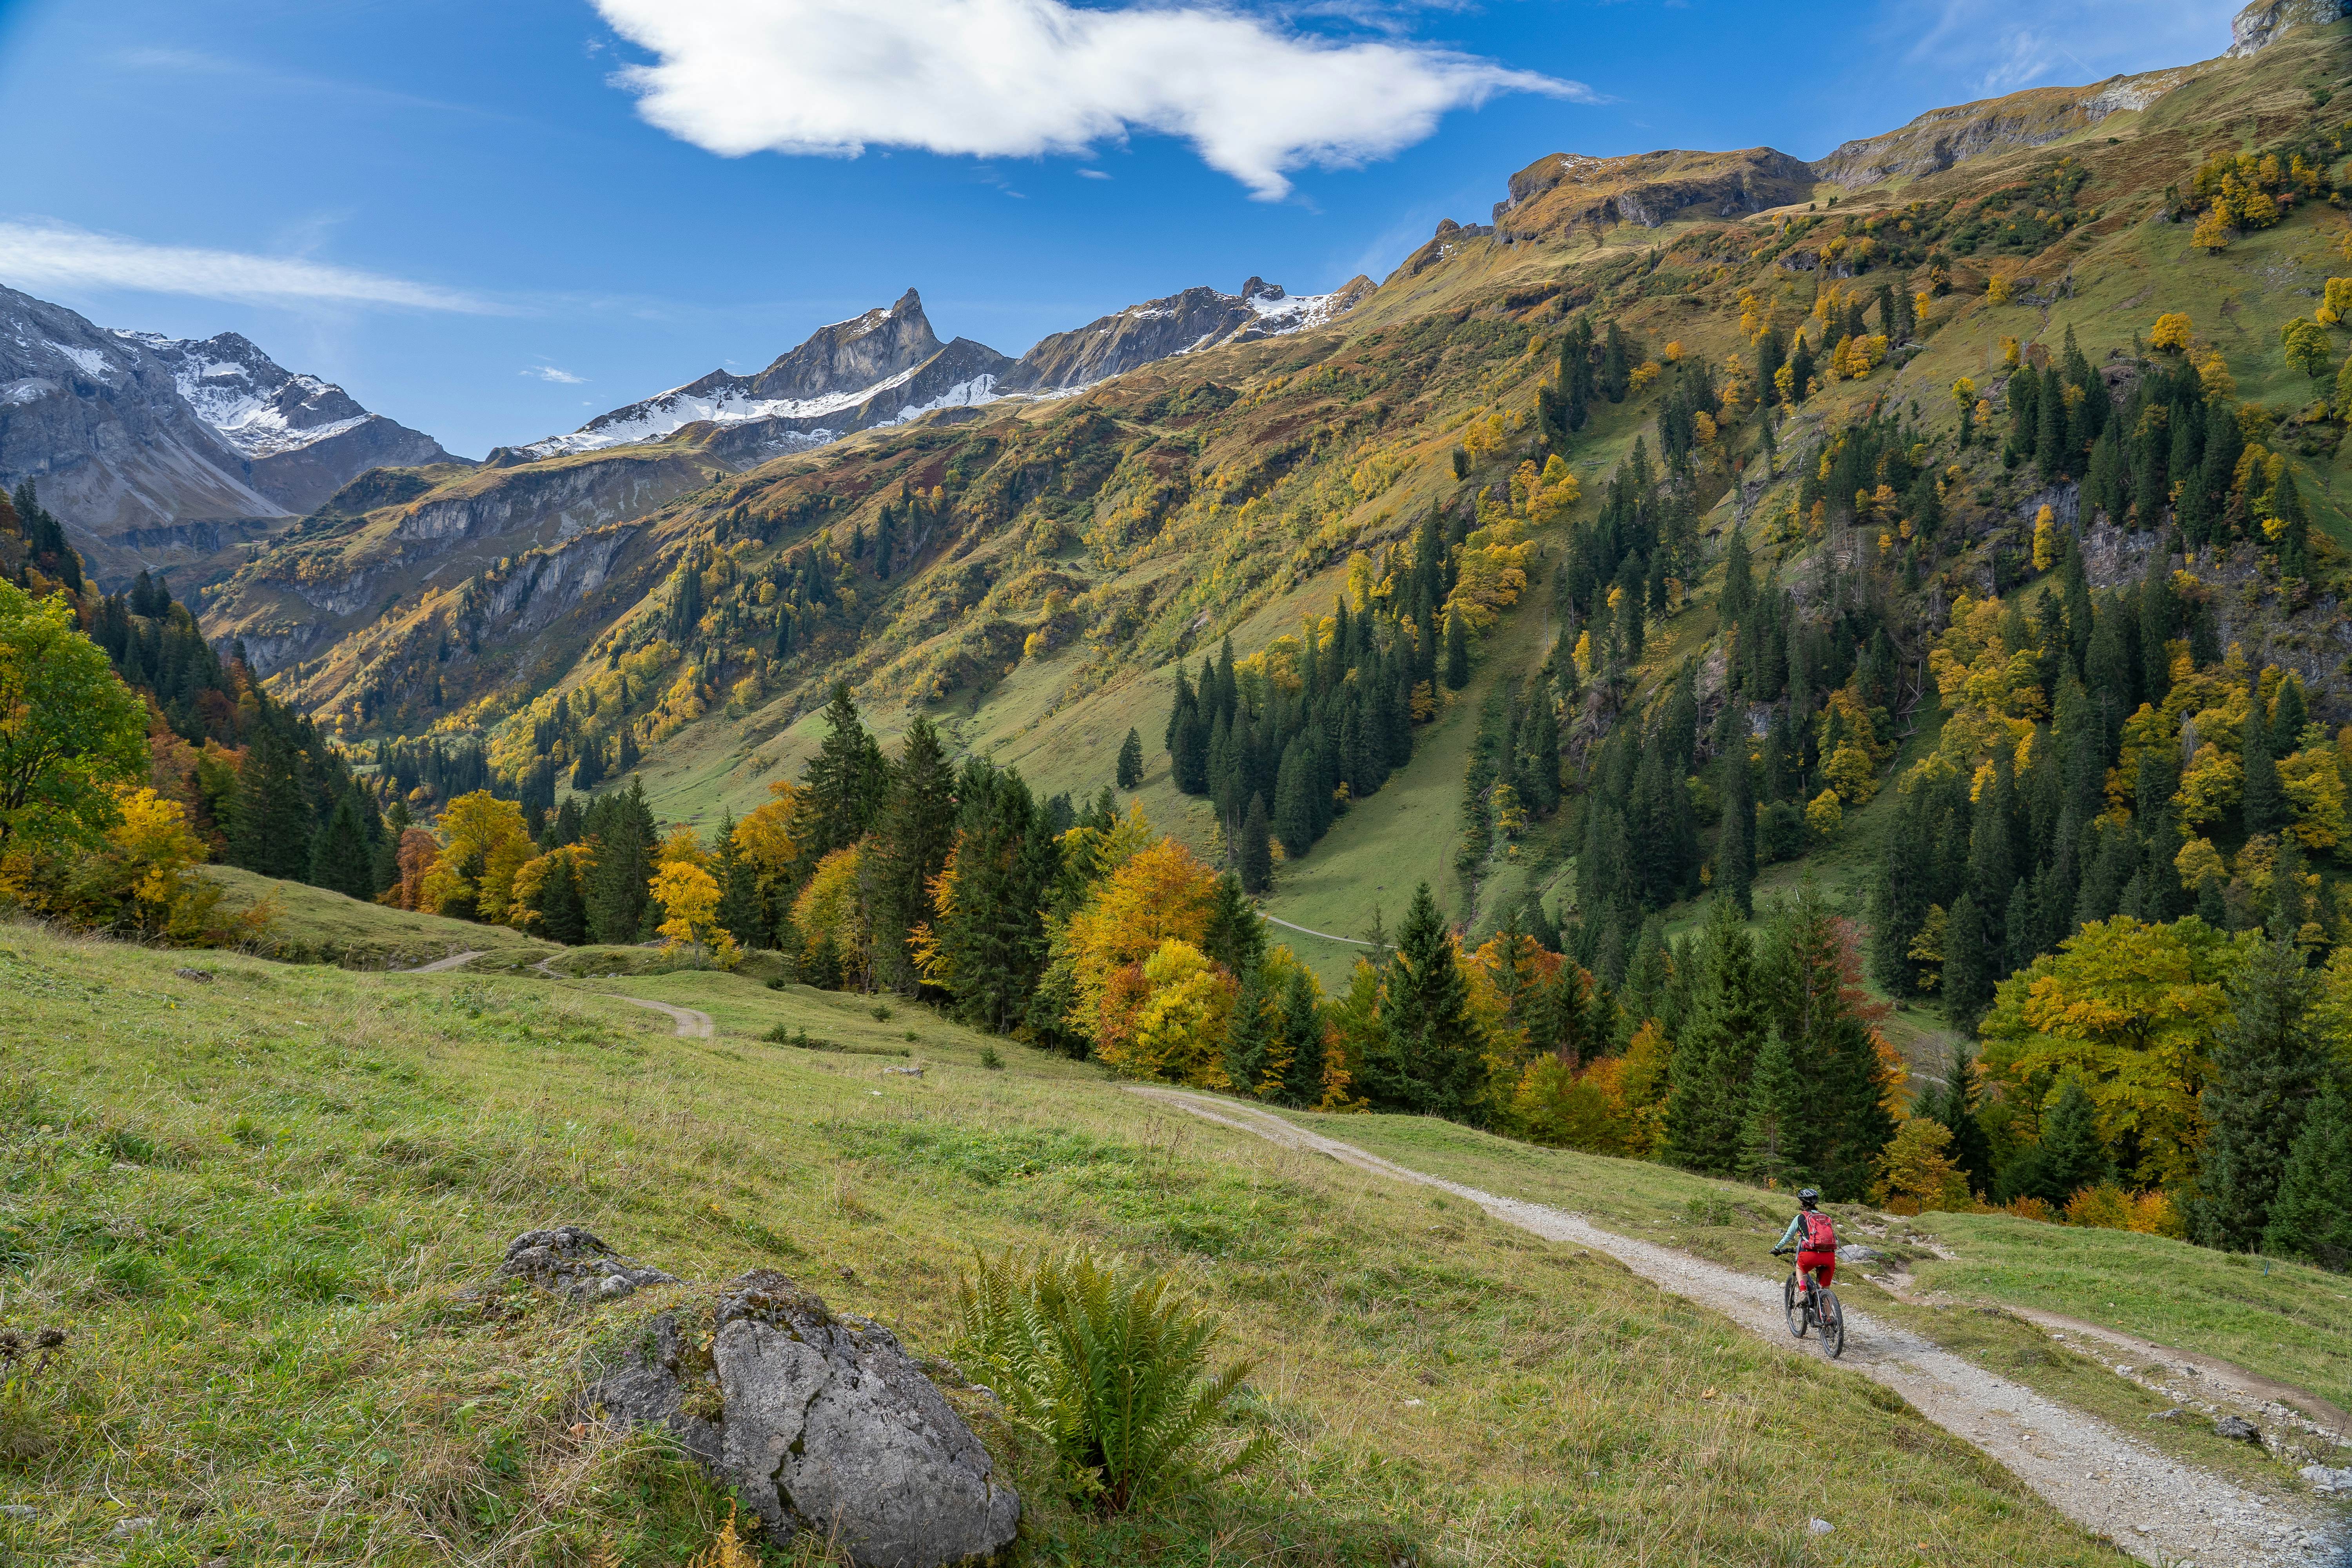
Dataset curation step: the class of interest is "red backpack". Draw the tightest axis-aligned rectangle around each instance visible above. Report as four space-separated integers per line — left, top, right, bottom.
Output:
1799 1210 1837 1252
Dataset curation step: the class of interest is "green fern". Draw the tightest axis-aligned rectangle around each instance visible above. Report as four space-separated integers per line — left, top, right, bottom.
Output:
954 1247 1267 1511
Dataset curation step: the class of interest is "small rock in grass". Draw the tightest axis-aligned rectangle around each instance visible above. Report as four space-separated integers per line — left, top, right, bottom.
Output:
497 1225 677 1303
2299 1464 2352 1494
2213 1415 2262 1443
0 1504 33 1519
110 1517 157 1539
1807 1518 1833 1535
2147 1408 2183 1421
173 967 213 983
1835 1244 1884 1263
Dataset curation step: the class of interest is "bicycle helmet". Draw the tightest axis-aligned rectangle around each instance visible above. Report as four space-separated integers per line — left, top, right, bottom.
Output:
1797 1188 1821 1207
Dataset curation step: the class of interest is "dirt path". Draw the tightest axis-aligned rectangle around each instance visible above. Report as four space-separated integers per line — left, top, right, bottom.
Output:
403 950 481 974
1875 1267 2352 1442
1130 1087 2346 1568
621 997 714 1039
1260 915 1373 947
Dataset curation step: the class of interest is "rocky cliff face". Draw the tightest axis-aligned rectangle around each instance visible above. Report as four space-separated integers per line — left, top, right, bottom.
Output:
1001 277 1374 392
1807 71 2200 190
2229 0 2352 57
0 287 460 588
1492 149 1817 239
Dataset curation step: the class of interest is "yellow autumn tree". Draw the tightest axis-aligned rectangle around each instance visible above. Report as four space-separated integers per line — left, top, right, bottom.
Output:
732 779 802 902
652 859 739 969
1978 915 2255 1187
791 845 867 982
2149 312 2194 352
1061 836 1222 1045
1870 1119 1974 1214
417 790 535 923
1102 939 1236 1085
2031 505 2056 571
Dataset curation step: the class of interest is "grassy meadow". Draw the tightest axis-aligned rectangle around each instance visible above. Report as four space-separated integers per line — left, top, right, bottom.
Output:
0 916 2143 1567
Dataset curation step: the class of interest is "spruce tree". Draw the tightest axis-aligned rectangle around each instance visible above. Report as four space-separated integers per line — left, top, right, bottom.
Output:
1663 897 1767 1175
308 791 373 899
795 682 888 876
1203 872 1266 976
230 726 314 881
1718 738 1755 919
1921 1043 1995 1195
2002 1075 2113 1203
712 815 765 948
1443 613 1470 690
2241 699 2285 837
1277 965 1328 1107
1737 1029 1810 1188
1116 727 1144 789
537 852 588 946
2190 936 2329 1250
868 717 958 993
1223 962 1275 1098
1721 524 1754 623
584 780 657 944
2262 1082 2352 1270
1368 883 1482 1119
1941 891 1993 1032
1239 793 1272 895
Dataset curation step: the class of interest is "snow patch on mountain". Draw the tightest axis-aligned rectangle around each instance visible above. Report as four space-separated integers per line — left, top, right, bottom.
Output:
47 342 109 379
523 361 931 458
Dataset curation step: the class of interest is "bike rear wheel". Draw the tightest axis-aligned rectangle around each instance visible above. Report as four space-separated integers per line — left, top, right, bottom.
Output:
1784 1272 1808 1338
1817 1290 1846 1359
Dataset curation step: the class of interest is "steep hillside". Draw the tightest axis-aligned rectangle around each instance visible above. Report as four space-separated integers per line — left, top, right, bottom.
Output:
224 5 2352 1016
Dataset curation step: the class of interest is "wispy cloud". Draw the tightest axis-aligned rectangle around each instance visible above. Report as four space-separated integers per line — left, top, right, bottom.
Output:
0 221 499 312
1077 167 1113 180
1893 0 2218 95
524 365 586 383
592 0 1590 200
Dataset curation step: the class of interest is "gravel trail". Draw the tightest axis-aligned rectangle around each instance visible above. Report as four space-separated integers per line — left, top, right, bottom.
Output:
621 997 714 1038
402 949 481 974
1129 1087 2347 1568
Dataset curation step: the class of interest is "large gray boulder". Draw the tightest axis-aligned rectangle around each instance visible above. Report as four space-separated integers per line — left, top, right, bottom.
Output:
580 1265 1020 1568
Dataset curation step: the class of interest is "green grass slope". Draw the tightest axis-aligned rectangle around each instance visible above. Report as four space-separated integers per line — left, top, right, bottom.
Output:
0 919 2141 1566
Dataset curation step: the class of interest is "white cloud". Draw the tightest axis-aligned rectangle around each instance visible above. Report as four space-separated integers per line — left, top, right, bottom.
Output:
592 0 1587 200
1077 168 1113 180
525 365 587 383
0 221 497 312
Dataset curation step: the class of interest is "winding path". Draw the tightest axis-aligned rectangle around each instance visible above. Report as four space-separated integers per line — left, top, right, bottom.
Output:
1259 915 1373 947
1128 1087 2346 1568
622 997 715 1039
403 950 482 974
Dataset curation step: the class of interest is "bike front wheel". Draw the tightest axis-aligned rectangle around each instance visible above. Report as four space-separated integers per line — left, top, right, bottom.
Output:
1817 1289 1846 1359
1784 1272 1808 1338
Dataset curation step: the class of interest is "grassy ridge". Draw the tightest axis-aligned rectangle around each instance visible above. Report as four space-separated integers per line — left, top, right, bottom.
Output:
0 919 2134 1565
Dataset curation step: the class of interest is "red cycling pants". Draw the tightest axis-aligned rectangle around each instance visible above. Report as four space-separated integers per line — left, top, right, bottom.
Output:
1797 1250 1837 1289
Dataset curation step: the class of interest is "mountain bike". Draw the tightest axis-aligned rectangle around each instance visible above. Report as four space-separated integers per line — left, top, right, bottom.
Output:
1774 1249 1846 1359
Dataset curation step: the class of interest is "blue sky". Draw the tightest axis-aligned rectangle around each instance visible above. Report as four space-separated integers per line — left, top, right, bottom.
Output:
0 0 2238 457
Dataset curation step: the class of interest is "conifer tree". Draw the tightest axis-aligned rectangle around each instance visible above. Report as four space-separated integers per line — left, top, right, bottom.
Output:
1223 961 1275 1097
2241 697 2285 837
1941 891 1993 1031
712 814 765 948
1718 737 1755 918
2191 936 2329 1250
537 851 588 946
584 780 657 944
1239 792 1272 895
1277 965 1328 1107
795 682 888 878
2262 1082 2352 1270
1203 872 1265 977
1663 897 1767 1175
1921 1043 1995 1195
1443 613 1470 691
2002 1075 2113 1203
309 791 373 900
1721 524 1754 623
1116 727 1144 789
230 725 314 881
1367 883 1482 1120
869 717 958 992
1737 1029 1810 1188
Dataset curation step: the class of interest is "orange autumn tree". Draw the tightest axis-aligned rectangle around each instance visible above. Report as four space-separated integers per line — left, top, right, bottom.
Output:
1062 836 1222 1074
